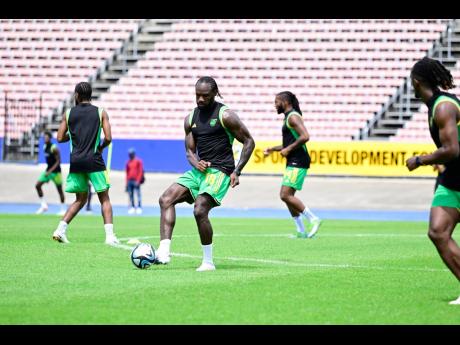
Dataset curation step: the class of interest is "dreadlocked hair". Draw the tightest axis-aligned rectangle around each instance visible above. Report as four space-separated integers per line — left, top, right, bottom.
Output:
44 131 53 138
196 76 223 99
75 82 92 101
411 57 456 91
277 91 302 115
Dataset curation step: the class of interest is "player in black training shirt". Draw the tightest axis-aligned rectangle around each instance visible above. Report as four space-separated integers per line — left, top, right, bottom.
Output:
51 82 119 245
156 77 255 271
35 131 66 215
264 91 321 239
406 57 460 305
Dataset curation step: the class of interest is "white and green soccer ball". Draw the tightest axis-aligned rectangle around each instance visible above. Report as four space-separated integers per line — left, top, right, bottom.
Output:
130 243 156 269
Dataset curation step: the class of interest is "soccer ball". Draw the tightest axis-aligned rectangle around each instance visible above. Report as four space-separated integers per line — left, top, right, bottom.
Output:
130 243 156 269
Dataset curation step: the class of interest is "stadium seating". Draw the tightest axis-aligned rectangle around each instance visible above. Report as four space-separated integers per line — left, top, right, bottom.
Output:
0 19 451 142
96 19 449 141
0 19 142 139
391 67 460 142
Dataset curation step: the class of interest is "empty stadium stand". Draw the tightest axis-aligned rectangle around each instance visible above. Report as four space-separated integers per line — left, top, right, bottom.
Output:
0 19 142 119
390 65 460 142
1 19 457 166
365 19 460 140
96 19 450 142
0 19 144 159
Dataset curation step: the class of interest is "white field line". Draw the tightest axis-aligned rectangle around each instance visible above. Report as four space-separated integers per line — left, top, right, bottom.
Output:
118 233 428 241
112 242 448 273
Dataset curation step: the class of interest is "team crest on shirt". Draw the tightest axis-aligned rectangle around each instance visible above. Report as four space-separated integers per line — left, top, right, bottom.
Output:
210 119 217 127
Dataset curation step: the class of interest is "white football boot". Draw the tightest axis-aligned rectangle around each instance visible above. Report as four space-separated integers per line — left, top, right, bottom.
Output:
128 207 135 214
52 229 70 244
449 295 460 305
196 262 216 272
155 250 171 264
36 204 48 214
135 207 143 215
307 218 322 238
105 234 120 245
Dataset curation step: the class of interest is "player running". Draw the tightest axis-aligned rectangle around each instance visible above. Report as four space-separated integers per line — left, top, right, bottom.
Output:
51 82 119 245
263 91 321 238
156 77 255 271
406 57 460 305
35 131 66 215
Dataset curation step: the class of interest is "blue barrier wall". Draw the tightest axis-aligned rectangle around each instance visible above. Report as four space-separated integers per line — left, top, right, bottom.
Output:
0 137 3 161
38 138 190 173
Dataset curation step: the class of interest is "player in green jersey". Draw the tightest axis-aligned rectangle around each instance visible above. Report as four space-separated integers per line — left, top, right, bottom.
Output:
406 57 460 305
264 91 321 239
156 77 255 271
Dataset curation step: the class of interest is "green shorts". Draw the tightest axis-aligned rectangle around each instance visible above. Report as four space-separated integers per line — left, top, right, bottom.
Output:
176 167 231 206
65 171 110 193
38 171 62 186
432 184 460 211
282 166 308 191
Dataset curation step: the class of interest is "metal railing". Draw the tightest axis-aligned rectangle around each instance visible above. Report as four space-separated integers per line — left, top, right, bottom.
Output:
359 19 456 139
2 91 42 161
50 19 148 120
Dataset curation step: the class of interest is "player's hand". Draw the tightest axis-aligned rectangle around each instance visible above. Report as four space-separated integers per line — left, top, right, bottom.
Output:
433 164 446 173
97 145 103 154
280 148 290 157
196 160 211 172
406 156 419 171
263 147 271 156
230 172 239 188
45 171 51 177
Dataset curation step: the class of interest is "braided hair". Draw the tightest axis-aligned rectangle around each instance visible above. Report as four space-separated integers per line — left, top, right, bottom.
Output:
74 82 92 101
277 91 302 115
196 76 223 98
411 57 456 91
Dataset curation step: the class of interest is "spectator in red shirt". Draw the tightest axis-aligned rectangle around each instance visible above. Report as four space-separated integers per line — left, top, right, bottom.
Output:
126 148 144 214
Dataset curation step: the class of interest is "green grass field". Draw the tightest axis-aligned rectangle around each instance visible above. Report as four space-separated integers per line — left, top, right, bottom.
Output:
0 214 459 324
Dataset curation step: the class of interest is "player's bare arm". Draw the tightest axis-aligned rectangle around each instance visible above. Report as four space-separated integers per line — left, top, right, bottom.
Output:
184 115 210 172
98 110 112 153
264 145 283 156
222 109 255 187
406 102 459 171
280 114 310 157
46 146 61 176
57 113 70 143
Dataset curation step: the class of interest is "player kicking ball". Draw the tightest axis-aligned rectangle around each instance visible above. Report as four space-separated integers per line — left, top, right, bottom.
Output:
156 77 255 271
264 91 321 239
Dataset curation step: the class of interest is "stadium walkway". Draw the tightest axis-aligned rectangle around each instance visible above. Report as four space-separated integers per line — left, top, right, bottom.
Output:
0 163 436 221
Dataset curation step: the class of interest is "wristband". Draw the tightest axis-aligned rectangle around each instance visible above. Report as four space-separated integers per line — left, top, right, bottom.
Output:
234 169 241 176
415 156 422 167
